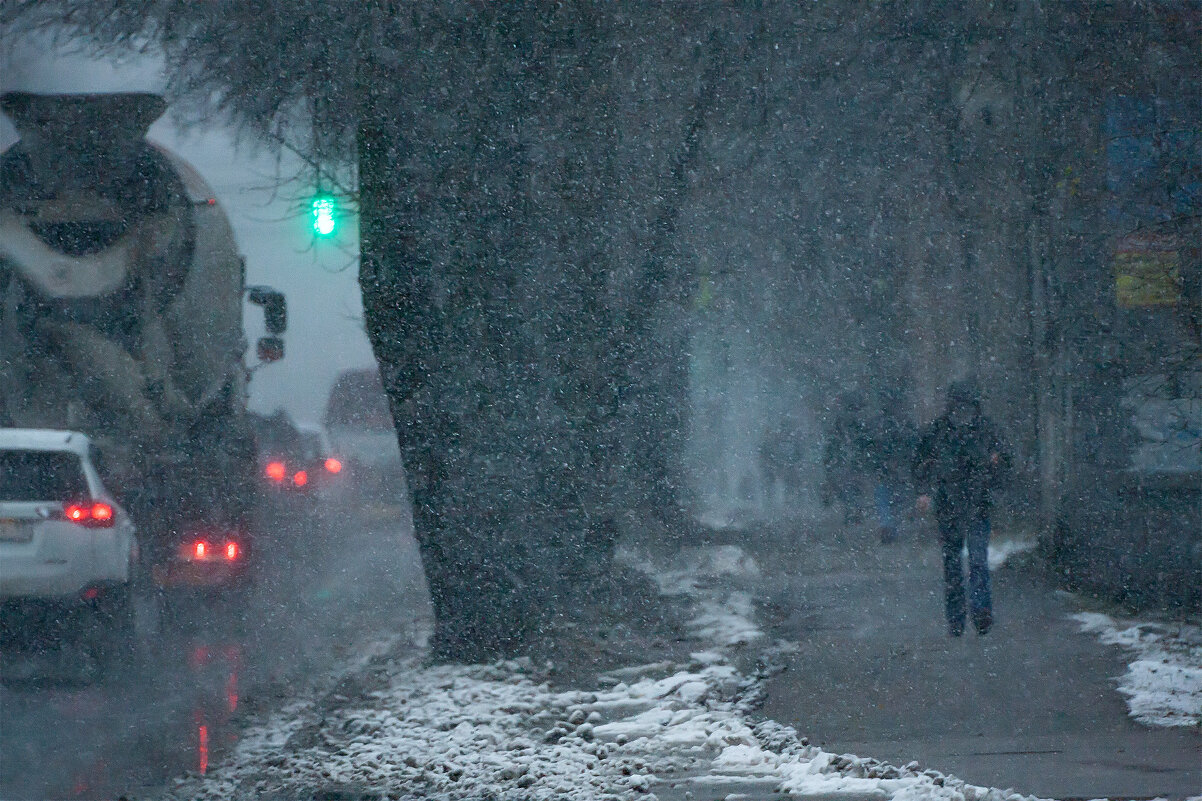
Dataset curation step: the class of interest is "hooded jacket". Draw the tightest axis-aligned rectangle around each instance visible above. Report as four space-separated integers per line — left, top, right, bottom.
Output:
913 401 1010 520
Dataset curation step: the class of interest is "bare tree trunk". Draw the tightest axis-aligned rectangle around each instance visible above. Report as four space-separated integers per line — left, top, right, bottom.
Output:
610 33 726 533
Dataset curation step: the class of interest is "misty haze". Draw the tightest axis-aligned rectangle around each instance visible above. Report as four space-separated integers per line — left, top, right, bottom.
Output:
0 3 1199 801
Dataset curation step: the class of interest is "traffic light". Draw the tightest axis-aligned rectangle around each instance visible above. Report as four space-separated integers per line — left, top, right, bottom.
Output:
311 194 337 237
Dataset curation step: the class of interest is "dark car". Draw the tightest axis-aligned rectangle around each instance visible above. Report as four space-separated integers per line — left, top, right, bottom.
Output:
252 411 345 495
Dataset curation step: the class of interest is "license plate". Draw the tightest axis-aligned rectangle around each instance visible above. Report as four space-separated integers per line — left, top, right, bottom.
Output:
0 519 31 542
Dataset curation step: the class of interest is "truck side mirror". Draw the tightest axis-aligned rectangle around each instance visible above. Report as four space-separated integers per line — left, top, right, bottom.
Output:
246 286 287 334
257 336 285 363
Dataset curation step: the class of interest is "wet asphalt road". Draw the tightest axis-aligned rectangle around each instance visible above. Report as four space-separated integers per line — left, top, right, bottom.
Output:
0 487 430 800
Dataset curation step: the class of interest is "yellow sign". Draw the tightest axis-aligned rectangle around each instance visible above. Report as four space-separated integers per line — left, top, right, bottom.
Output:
1114 238 1181 307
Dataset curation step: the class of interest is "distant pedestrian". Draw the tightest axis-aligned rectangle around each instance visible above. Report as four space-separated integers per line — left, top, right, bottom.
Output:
913 380 1011 637
759 417 805 511
821 392 870 524
865 390 916 543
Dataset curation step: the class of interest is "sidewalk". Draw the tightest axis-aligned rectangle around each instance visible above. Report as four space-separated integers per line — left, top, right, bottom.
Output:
746 518 1202 799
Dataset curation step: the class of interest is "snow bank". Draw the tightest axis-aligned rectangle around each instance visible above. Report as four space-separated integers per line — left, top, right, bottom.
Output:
1072 612 1202 728
986 539 1036 571
159 545 1046 800
619 543 762 597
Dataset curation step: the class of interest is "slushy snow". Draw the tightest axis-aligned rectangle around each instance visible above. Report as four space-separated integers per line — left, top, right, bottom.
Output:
1073 611 1202 728
986 538 1036 571
158 545 1047 800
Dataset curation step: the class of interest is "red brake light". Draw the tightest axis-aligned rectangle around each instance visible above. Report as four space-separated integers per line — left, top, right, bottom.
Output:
324 458 342 474
225 542 239 561
62 502 115 528
194 541 208 559
292 470 308 487
265 461 286 481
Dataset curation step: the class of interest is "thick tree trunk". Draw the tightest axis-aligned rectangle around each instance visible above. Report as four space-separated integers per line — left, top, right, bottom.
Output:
354 9 629 662
353 6 725 661
357 119 539 659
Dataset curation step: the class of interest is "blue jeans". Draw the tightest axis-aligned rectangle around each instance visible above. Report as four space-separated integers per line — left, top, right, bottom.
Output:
939 513 991 629
874 483 903 539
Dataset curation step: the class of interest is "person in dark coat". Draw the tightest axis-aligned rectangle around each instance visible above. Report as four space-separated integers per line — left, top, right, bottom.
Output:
865 389 916 543
759 418 804 511
913 380 1010 636
821 391 871 524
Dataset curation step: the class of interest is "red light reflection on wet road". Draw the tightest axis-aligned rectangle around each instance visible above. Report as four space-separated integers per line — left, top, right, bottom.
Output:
198 724 209 775
188 639 243 777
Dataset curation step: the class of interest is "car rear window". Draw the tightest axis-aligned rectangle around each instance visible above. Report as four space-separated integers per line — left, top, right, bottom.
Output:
0 450 90 502
297 433 323 461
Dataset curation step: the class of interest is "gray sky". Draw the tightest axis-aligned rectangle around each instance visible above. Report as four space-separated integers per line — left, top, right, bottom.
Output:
1 34 375 427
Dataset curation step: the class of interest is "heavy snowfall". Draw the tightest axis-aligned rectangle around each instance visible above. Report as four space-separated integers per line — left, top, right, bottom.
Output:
0 3 1199 800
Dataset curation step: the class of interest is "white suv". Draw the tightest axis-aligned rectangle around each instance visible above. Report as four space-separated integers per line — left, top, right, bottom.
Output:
0 429 138 672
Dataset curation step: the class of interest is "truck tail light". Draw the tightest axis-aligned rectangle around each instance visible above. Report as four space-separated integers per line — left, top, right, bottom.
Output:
185 538 242 562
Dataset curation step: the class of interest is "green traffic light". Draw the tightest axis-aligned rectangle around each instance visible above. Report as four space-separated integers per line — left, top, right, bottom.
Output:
312 195 336 237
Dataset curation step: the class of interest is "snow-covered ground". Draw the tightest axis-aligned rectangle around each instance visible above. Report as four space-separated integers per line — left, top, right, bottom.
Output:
159 544 1049 800
1072 612 1202 729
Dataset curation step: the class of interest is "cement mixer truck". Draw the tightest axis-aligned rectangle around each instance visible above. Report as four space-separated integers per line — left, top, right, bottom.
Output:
0 91 287 605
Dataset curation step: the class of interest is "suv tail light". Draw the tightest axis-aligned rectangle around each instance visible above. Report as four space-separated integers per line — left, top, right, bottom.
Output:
63 502 116 528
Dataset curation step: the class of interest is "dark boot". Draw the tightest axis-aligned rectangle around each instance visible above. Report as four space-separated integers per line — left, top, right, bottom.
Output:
973 609 993 635
948 617 965 637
